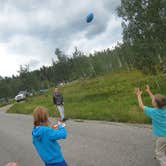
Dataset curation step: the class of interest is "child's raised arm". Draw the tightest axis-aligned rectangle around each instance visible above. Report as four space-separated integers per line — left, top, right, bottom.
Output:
135 88 144 110
145 85 154 100
48 123 67 141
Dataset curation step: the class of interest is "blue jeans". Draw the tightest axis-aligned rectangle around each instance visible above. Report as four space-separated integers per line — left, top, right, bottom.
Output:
45 160 68 166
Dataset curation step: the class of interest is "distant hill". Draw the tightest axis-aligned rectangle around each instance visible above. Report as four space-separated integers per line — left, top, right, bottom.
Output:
8 70 166 123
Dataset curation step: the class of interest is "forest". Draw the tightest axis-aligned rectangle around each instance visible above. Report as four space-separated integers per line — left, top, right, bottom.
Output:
0 0 165 100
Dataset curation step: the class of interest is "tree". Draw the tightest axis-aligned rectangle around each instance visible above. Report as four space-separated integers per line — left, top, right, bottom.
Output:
117 0 166 73
55 48 67 63
54 48 70 83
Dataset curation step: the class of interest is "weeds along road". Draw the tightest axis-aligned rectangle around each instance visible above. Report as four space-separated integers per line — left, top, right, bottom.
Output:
0 106 159 166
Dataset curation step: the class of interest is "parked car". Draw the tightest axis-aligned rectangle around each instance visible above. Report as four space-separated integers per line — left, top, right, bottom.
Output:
15 91 27 102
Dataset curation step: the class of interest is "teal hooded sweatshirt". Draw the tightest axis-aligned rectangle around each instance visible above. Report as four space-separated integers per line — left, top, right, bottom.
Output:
32 124 67 164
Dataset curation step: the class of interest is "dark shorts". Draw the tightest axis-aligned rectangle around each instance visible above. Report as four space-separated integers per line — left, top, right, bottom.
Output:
45 160 68 166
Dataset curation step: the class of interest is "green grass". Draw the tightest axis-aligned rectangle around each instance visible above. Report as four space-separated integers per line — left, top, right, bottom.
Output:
8 70 166 124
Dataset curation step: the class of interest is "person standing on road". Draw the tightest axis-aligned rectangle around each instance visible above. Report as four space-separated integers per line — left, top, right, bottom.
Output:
135 85 166 166
32 106 68 166
53 87 65 122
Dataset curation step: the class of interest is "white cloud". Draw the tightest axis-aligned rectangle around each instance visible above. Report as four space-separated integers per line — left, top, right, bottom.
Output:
0 0 122 77
0 43 19 76
68 16 122 53
0 35 54 76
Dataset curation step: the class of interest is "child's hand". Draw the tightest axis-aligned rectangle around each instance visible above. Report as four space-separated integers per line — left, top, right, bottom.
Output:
52 124 58 129
135 88 143 96
51 120 61 129
145 85 150 93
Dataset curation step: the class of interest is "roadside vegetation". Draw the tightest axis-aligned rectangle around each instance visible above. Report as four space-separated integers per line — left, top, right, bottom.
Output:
8 70 166 123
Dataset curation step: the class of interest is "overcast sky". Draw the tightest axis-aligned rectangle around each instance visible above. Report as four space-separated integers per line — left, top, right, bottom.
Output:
0 0 122 77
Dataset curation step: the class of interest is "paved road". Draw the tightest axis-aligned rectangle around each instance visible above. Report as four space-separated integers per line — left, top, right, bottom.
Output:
0 104 13 113
0 107 159 166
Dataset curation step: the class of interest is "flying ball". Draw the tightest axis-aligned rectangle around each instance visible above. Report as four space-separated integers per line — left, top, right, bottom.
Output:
86 13 94 23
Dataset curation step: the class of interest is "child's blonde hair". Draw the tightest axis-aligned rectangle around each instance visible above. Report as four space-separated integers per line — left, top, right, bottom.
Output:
154 94 166 109
33 106 49 127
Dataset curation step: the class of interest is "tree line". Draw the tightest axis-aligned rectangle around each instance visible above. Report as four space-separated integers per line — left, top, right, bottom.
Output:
0 0 165 99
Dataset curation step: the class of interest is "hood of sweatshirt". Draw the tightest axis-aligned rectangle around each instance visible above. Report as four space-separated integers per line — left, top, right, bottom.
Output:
32 126 43 141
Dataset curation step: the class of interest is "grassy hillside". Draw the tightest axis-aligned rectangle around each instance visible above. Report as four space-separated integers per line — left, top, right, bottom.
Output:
8 70 166 123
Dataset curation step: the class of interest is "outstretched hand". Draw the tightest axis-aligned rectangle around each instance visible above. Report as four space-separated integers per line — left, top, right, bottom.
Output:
52 120 66 129
135 88 143 96
145 85 150 93
52 120 61 129
134 88 144 110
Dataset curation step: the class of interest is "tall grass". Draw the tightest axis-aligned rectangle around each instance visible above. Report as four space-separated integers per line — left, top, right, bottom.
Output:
8 70 166 123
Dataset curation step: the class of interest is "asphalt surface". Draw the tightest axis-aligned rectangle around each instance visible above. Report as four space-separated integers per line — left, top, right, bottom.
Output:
0 107 159 166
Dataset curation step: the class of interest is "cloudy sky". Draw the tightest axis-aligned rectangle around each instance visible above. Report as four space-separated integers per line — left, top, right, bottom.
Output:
0 0 122 77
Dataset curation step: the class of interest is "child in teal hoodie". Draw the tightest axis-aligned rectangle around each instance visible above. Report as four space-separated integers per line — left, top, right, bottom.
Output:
32 106 68 166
